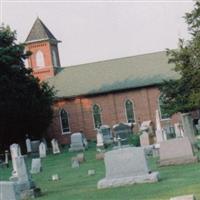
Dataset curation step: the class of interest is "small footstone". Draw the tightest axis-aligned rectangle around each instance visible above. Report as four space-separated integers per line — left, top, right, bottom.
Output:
71 157 80 168
76 153 85 163
52 174 60 181
96 153 104 160
88 169 95 176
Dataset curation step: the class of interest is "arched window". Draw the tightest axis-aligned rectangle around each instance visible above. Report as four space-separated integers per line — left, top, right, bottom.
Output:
92 104 102 129
158 96 170 120
125 99 135 123
60 109 70 133
52 49 58 67
36 50 45 67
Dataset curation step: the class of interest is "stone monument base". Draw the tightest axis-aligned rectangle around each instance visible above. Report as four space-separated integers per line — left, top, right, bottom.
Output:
170 194 195 200
159 156 198 167
97 172 159 189
20 187 41 199
69 146 85 152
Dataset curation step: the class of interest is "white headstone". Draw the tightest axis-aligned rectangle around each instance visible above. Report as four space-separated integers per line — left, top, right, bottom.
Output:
96 130 104 147
0 181 20 200
39 142 46 158
26 138 32 153
14 156 30 186
155 110 164 143
51 139 60 154
97 147 159 189
10 144 22 177
69 133 85 152
31 158 42 174
71 158 80 168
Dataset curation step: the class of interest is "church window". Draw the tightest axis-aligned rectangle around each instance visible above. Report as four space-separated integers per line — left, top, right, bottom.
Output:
60 109 70 133
92 104 102 129
52 49 58 67
125 99 135 123
36 50 45 67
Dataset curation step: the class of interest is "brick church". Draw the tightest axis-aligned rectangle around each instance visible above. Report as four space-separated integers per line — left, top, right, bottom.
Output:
25 18 183 144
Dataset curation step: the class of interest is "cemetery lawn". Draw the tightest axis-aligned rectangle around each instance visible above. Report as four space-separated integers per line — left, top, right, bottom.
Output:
1 144 200 200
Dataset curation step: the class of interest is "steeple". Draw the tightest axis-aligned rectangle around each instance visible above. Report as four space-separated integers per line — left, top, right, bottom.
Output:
25 17 61 81
25 17 60 44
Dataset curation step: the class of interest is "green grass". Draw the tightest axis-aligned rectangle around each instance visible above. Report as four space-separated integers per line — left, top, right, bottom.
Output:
1 145 200 200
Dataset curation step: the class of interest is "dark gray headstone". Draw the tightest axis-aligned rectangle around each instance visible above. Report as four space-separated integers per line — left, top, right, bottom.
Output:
31 140 40 157
113 123 132 145
69 133 86 152
99 125 113 145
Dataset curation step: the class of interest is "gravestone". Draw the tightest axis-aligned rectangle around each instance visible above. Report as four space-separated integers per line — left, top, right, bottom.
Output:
163 125 177 140
155 110 165 143
174 123 184 138
25 136 32 154
170 194 196 200
52 174 60 181
51 139 60 154
181 113 196 145
39 142 46 158
88 169 95 176
10 156 33 189
71 157 80 168
152 144 160 158
5 150 9 168
10 144 22 178
69 133 87 152
99 125 113 145
96 129 104 148
140 132 151 147
139 121 154 146
96 152 104 160
0 181 20 200
31 140 40 157
159 137 197 166
31 158 42 174
97 147 159 189
9 146 41 199
76 153 85 163
113 123 132 145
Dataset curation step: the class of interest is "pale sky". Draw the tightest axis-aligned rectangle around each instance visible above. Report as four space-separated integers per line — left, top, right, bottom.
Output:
2 0 194 67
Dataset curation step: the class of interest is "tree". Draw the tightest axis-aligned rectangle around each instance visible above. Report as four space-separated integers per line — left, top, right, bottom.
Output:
0 26 55 151
160 1 200 116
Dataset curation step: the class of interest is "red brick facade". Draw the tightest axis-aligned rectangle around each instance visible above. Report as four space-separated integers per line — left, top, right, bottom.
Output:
47 87 181 144
25 41 61 81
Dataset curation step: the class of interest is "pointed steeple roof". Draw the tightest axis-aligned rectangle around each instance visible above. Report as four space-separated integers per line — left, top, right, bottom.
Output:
25 17 59 43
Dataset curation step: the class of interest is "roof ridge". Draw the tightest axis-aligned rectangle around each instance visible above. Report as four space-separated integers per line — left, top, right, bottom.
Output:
59 50 167 71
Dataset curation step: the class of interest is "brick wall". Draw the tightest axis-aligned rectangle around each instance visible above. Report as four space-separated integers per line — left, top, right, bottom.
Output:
25 41 55 81
47 86 182 144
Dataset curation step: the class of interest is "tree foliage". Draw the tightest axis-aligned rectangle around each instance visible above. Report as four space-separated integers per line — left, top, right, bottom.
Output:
160 1 200 115
0 26 55 151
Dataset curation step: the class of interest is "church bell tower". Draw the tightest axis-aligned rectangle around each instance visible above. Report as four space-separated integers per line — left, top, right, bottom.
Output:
25 17 61 81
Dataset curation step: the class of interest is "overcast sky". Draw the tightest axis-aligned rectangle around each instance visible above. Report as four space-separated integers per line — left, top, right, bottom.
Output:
2 0 194 67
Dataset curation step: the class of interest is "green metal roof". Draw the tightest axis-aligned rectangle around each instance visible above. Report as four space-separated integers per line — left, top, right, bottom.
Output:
48 51 179 98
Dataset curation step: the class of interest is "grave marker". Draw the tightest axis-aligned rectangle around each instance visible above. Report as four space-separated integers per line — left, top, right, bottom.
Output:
98 147 159 189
